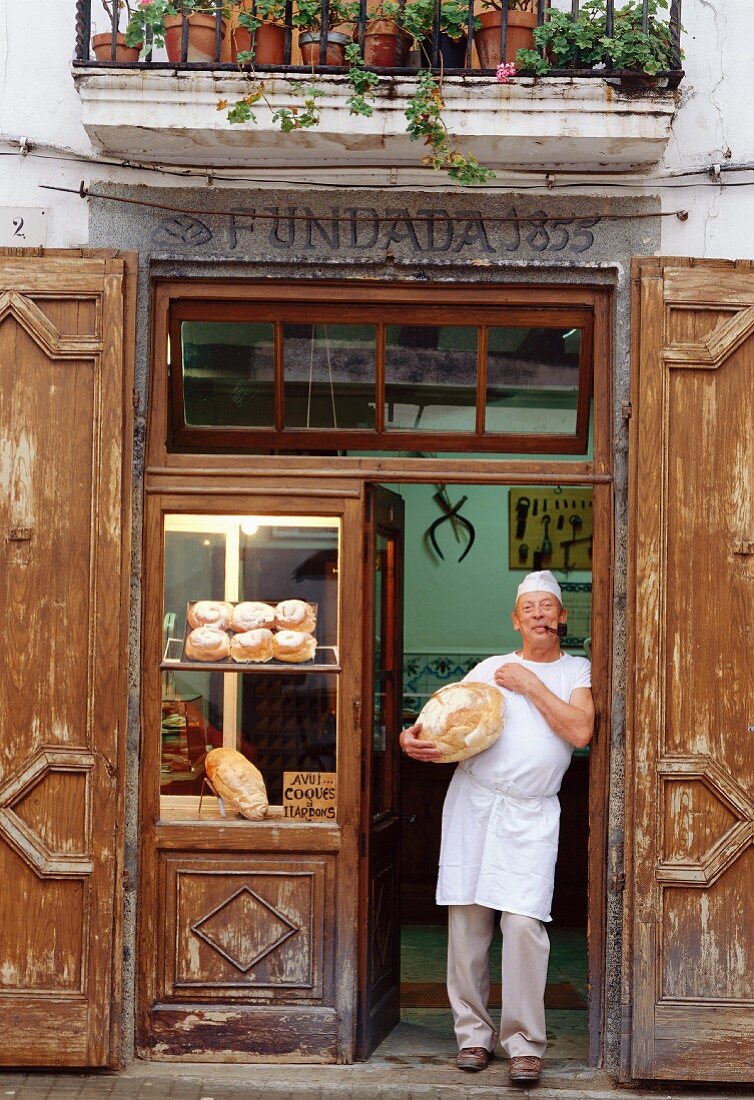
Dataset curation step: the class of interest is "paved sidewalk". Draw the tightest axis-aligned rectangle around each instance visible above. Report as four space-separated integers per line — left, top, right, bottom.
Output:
2 1064 754 1100
2 1017 752 1100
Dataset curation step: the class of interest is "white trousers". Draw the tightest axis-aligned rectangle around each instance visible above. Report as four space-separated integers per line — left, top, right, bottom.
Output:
447 903 549 1058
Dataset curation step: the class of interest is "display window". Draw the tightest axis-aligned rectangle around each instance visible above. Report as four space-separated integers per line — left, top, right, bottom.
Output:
166 289 594 455
160 513 340 822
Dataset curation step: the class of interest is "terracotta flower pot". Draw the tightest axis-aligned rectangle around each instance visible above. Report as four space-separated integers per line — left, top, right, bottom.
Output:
231 22 287 64
164 13 226 63
363 19 411 67
474 7 537 68
298 30 351 66
91 32 141 62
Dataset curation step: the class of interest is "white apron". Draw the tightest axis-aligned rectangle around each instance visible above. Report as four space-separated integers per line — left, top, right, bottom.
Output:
435 651 590 922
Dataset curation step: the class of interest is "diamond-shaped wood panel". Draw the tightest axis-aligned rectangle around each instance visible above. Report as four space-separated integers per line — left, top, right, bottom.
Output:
0 747 94 877
191 885 299 973
166 857 330 1000
657 758 754 885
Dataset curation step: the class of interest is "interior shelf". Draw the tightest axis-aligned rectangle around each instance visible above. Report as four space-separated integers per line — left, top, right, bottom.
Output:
160 644 340 673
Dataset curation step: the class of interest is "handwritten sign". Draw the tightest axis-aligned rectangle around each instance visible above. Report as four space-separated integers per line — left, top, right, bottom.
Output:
283 771 336 821
0 208 47 247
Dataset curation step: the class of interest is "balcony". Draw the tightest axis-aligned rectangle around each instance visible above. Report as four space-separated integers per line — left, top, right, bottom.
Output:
72 0 683 178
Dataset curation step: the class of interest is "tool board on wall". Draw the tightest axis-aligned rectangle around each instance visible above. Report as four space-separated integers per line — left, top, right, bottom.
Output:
508 487 593 572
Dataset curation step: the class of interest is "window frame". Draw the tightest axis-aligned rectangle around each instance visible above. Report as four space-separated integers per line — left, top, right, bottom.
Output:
165 284 595 455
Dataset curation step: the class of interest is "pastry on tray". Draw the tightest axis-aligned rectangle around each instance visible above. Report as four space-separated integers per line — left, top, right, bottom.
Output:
187 600 233 631
230 601 276 633
229 628 274 663
184 626 231 663
274 599 316 634
272 630 317 663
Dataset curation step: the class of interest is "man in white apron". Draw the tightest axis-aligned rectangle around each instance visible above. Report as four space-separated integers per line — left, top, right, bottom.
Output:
400 571 594 1086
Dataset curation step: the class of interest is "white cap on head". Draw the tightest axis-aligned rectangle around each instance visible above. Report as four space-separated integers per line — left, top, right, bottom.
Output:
516 570 562 604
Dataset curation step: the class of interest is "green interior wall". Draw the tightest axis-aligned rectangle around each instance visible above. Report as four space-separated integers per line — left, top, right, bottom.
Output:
387 483 592 655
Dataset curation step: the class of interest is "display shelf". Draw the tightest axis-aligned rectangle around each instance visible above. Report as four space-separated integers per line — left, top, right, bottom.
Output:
160 795 286 821
160 644 340 673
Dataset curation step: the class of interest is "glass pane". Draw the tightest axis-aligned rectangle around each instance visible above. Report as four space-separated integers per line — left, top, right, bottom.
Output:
283 323 376 429
485 327 582 435
385 324 477 432
181 321 275 427
161 514 340 818
161 670 337 810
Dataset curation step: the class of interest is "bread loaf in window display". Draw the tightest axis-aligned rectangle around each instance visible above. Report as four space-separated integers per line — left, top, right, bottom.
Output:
416 681 504 762
205 748 269 820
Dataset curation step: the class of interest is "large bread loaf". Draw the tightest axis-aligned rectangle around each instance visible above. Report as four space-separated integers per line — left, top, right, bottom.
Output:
205 748 269 820
416 681 503 763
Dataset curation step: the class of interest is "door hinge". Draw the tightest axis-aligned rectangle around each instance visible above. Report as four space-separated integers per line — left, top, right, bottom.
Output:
611 870 626 892
621 401 632 421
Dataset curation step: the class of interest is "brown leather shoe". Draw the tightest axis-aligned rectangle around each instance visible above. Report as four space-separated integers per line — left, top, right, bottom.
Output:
456 1046 494 1071
509 1055 542 1083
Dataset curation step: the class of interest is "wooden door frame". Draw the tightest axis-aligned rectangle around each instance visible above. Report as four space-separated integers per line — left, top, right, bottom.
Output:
140 277 613 1065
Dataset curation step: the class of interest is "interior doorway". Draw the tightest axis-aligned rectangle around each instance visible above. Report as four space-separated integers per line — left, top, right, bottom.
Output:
362 479 602 1068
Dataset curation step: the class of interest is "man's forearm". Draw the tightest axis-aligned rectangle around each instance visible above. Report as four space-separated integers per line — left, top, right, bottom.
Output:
521 680 594 749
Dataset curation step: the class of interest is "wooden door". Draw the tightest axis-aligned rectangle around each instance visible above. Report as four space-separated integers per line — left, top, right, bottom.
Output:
627 258 754 1081
357 485 404 1058
0 251 133 1067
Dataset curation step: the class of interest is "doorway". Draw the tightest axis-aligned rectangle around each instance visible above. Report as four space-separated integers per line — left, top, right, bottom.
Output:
359 478 608 1069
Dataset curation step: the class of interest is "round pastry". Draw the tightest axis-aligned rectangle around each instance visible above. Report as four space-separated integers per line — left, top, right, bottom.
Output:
185 626 230 663
187 600 233 631
230 601 276 633
274 599 316 634
416 681 504 763
205 748 268 821
230 628 274 664
272 630 317 663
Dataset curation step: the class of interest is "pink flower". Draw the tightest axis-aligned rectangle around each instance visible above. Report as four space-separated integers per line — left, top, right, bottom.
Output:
496 61 516 84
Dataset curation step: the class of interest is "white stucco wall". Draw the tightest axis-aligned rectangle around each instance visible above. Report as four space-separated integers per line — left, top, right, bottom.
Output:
0 0 752 257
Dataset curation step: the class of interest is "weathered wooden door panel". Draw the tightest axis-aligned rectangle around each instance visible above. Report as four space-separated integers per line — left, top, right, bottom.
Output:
628 258 754 1082
0 252 133 1068
357 485 404 1059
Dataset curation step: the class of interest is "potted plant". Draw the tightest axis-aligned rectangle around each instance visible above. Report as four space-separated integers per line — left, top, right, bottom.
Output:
362 0 413 68
401 0 477 68
126 0 228 63
514 0 674 81
232 0 287 64
92 0 142 61
474 0 536 70
293 0 361 66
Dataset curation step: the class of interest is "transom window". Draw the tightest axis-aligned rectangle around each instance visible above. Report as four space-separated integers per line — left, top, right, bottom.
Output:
166 286 595 454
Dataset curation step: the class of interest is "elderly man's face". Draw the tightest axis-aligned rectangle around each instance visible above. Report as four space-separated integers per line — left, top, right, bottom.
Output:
512 591 567 640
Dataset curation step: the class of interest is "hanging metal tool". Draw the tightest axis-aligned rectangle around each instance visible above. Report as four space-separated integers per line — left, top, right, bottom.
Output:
515 495 531 540
427 491 476 563
540 514 553 565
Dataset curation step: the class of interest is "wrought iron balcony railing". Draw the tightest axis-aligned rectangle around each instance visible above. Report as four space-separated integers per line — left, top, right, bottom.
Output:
74 0 683 84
